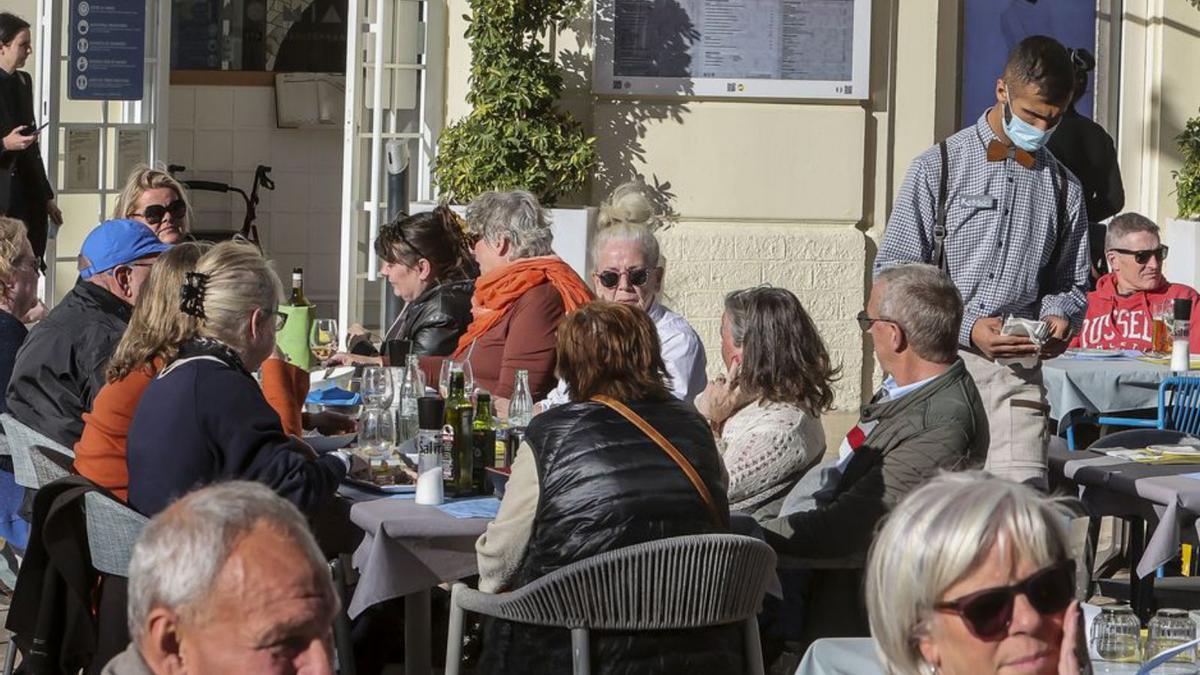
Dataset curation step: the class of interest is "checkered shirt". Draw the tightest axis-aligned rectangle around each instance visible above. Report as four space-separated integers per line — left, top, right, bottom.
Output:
874 111 1091 347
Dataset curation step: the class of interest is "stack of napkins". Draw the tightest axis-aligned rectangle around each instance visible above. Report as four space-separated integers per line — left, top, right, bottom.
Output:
1102 445 1200 464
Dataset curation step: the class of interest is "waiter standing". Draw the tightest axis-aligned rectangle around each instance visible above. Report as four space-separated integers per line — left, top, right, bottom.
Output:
0 13 62 266
875 35 1090 489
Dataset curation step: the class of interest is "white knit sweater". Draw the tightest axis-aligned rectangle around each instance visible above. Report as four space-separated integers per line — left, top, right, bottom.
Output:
719 399 825 517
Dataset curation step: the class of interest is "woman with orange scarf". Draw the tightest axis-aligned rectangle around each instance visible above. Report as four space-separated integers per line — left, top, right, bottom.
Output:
425 190 592 416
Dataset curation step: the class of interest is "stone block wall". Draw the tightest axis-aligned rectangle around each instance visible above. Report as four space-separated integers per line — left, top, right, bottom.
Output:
658 222 868 412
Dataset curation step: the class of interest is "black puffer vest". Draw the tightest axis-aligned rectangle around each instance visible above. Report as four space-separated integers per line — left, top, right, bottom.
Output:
478 398 745 675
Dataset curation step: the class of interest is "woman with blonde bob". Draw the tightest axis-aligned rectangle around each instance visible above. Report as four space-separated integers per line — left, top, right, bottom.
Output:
865 472 1084 675
475 301 739 673
113 165 190 244
126 241 353 517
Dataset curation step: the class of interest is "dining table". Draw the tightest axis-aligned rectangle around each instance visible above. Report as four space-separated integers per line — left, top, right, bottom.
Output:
338 481 497 675
1043 352 1173 439
1049 444 1200 622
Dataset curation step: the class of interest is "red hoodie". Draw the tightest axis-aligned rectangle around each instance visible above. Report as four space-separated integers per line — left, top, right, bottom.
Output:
1071 273 1200 352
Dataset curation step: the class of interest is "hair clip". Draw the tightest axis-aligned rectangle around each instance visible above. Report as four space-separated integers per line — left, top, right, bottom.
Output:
180 271 209 318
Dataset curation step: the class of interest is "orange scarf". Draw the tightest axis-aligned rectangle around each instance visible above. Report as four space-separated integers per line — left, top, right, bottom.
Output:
454 256 594 356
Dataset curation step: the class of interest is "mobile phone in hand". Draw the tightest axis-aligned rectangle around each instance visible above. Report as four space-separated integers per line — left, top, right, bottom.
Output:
19 122 48 136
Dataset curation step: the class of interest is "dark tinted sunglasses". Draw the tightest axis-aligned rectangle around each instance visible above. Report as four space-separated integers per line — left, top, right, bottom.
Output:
1109 245 1169 265
934 560 1074 641
596 268 651 289
134 199 187 226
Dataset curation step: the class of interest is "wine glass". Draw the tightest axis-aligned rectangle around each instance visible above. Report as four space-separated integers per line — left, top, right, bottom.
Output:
358 407 395 462
438 359 475 398
362 366 394 409
310 319 338 363
438 359 453 398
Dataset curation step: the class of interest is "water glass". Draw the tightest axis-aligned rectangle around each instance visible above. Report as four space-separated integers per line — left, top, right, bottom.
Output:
1147 608 1197 664
310 319 338 362
1091 604 1140 663
362 366 394 409
358 407 395 462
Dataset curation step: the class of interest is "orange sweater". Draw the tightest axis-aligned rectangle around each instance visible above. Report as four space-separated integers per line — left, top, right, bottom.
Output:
75 358 309 501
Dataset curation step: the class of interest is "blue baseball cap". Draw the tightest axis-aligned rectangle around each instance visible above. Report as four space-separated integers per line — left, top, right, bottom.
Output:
79 219 172 280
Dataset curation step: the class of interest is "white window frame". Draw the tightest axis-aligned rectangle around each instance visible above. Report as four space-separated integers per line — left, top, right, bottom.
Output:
338 0 447 346
36 0 170 304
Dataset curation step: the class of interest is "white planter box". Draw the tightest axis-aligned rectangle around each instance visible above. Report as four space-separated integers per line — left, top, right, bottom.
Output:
410 201 598 281
1164 218 1200 288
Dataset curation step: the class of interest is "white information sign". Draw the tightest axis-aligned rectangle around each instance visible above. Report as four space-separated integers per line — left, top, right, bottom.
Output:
65 128 102 191
593 0 870 99
115 128 150 186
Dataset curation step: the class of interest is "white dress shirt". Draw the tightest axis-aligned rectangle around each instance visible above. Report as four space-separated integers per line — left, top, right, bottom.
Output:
543 301 707 406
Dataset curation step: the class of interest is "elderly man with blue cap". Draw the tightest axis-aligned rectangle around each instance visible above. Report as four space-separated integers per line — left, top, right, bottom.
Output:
6 219 170 446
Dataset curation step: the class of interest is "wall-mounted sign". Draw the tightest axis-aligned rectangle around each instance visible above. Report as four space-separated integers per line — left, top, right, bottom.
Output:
593 0 870 100
64 128 101 190
68 0 146 100
115 128 150 185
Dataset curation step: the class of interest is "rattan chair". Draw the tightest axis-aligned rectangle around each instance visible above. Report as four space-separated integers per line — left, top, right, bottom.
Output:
83 491 148 577
0 413 74 489
445 533 776 675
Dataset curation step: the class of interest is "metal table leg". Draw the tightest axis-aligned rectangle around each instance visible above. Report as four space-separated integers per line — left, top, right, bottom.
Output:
1129 516 1156 624
405 589 433 675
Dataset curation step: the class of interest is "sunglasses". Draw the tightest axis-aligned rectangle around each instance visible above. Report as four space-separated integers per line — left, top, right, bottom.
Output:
133 199 187 226
1109 245 1169 265
934 560 1075 641
596 268 652 289
855 310 901 332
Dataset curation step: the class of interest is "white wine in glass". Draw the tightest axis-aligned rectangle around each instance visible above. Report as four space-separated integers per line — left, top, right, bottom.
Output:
311 319 338 363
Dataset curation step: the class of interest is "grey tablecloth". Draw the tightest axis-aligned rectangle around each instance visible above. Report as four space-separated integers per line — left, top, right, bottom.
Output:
347 496 490 618
1052 447 1200 578
1043 357 1170 426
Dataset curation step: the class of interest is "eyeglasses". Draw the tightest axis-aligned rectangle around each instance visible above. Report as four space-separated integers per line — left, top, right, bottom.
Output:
1109 245 1169 265
934 560 1075 641
273 311 288 331
132 199 187 226
596 268 652 289
855 310 901 332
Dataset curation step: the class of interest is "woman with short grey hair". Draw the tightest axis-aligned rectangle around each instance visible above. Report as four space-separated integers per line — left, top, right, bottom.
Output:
865 472 1083 675
432 190 592 414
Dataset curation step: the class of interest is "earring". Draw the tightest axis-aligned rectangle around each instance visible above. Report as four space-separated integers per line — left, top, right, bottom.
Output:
923 662 940 675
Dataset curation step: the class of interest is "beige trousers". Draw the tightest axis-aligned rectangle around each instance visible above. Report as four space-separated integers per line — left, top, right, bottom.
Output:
959 349 1050 489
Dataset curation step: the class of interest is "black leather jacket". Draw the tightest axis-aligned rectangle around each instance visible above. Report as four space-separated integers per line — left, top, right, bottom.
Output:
478 398 744 675
383 278 473 357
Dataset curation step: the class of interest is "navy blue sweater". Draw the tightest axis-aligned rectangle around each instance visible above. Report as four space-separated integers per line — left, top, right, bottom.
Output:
126 352 346 516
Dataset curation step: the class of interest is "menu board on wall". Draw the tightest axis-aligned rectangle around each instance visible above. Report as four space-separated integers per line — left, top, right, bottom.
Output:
593 0 870 99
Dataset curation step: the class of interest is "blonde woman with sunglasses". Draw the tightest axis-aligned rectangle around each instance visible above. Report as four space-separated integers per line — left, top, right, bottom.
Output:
114 165 191 244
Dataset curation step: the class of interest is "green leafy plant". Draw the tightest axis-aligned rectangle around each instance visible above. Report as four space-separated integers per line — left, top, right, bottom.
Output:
433 0 596 206
1176 111 1200 220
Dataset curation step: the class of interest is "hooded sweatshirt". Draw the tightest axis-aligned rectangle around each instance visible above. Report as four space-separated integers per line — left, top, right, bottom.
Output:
1070 272 1200 352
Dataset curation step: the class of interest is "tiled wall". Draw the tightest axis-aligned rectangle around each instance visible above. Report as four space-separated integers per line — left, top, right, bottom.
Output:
167 85 343 316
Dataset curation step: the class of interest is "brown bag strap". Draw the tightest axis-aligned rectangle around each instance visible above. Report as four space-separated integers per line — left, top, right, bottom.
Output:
591 395 726 528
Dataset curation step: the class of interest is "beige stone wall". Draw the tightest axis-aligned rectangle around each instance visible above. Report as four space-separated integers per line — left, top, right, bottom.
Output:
658 223 866 411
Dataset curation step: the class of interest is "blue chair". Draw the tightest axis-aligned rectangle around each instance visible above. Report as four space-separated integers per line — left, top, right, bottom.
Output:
1067 376 1200 450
